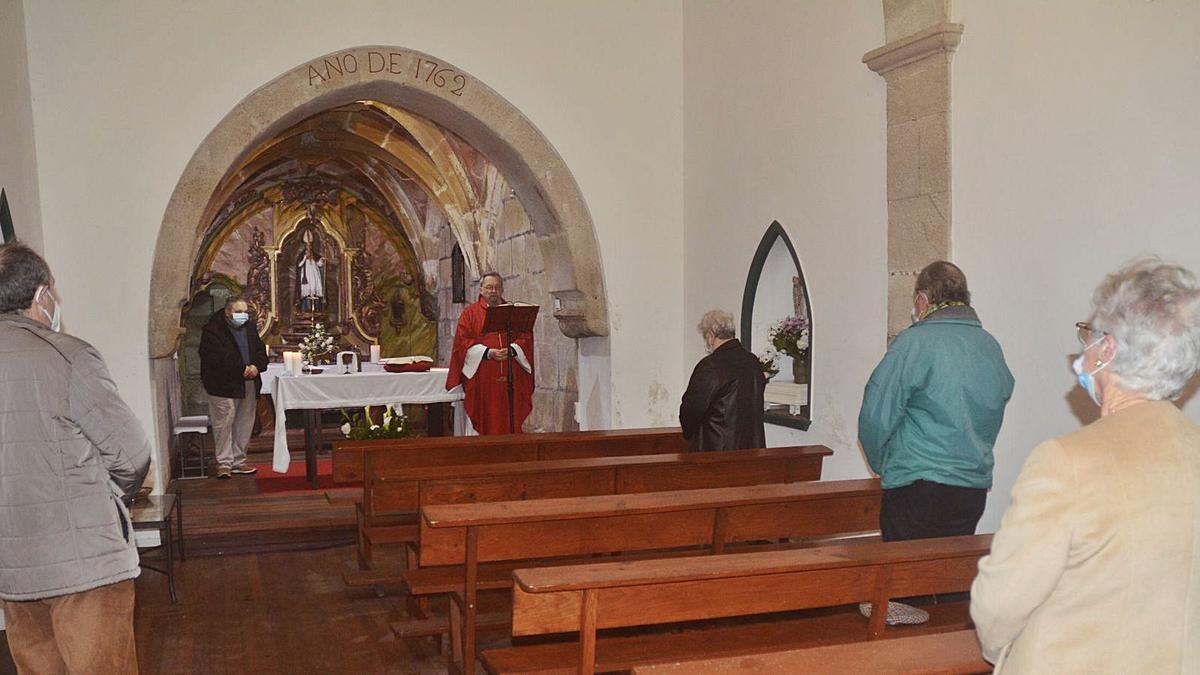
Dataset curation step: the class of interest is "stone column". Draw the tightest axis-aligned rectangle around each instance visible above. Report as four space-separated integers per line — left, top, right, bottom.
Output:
864 1 962 340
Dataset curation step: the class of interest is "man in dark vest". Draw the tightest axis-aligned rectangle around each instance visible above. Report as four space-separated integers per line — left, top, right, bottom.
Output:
679 309 767 451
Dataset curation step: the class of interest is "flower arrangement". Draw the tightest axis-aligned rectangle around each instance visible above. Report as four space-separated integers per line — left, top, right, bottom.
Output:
758 348 780 380
769 315 811 384
340 405 410 440
768 315 810 360
299 322 335 364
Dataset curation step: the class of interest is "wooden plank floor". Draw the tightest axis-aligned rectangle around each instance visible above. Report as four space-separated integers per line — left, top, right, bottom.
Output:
173 440 357 556
133 544 447 674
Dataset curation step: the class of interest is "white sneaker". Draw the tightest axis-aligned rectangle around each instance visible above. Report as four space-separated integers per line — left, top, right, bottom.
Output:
858 601 930 626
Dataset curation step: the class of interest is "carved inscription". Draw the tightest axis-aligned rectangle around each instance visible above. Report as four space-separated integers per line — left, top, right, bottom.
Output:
307 50 468 97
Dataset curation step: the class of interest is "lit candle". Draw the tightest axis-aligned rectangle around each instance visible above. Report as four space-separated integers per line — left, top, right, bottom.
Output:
370 344 381 362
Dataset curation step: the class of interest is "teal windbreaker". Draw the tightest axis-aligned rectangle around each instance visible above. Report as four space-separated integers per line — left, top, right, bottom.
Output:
858 306 1014 490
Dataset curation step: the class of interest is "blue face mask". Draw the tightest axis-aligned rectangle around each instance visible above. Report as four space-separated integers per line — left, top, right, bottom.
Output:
231 312 250 327
1072 337 1110 405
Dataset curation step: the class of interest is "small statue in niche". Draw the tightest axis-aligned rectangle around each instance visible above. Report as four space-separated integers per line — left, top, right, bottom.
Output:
296 228 326 312
792 275 809 319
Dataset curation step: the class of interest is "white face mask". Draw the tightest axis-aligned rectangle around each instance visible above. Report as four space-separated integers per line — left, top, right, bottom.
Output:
35 286 61 332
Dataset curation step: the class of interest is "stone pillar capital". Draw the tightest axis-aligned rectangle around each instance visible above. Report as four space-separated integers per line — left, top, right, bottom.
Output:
863 23 964 76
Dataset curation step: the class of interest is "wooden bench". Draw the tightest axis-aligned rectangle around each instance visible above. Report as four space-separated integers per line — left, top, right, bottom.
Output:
332 427 690 484
412 479 883 673
355 445 832 569
483 534 992 675
629 629 991 674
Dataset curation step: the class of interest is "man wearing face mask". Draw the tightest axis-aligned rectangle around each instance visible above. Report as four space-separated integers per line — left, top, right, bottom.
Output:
679 309 766 451
0 242 151 673
199 295 269 479
857 261 1013 623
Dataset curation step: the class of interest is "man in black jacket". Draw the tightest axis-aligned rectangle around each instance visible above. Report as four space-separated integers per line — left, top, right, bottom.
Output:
199 295 269 479
679 310 766 451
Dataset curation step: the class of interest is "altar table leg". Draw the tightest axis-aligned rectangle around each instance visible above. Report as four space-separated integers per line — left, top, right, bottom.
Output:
304 409 320 488
427 402 452 437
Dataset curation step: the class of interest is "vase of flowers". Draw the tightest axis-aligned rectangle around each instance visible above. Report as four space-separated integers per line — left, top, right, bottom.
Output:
768 315 810 385
299 323 335 371
340 405 410 440
758 348 780 381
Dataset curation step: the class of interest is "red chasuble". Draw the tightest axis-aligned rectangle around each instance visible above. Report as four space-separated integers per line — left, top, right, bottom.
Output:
445 296 535 434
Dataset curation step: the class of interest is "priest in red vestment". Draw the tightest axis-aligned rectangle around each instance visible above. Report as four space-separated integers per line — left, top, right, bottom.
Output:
446 273 535 434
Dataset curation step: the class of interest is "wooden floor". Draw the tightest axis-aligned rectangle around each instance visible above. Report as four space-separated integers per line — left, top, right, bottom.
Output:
143 443 457 674
133 544 448 674
173 462 358 556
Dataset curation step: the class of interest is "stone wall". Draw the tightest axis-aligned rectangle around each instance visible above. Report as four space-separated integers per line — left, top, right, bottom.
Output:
435 191 579 433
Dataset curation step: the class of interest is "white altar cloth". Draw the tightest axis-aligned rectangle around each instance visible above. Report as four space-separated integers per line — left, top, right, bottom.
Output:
271 366 463 473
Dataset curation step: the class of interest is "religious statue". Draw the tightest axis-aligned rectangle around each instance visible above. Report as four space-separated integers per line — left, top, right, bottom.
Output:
297 229 325 312
245 227 271 317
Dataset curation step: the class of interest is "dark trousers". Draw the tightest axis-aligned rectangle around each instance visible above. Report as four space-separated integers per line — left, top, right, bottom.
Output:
880 480 986 605
880 479 987 542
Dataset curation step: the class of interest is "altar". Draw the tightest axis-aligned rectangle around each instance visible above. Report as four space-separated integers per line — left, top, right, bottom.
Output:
268 363 464 486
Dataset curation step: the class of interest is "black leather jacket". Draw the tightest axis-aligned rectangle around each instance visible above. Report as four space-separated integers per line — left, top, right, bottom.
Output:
198 313 269 399
679 339 766 451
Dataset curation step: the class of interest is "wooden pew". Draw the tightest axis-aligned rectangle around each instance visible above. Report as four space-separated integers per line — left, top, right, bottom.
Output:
332 427 690 484
484 534 992 675
629 629 991 674
356 445 833 569
411 479 882 673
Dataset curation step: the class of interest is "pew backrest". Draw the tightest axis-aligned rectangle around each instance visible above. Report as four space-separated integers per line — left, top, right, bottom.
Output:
418 478 881 567
507 534 992 674
334 427 689 483
365 445 832 518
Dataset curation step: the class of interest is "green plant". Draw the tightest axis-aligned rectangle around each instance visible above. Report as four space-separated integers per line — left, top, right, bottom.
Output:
340 405 410 440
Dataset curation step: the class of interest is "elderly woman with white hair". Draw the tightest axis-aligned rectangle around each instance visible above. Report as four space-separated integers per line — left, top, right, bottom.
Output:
970 258 1200 673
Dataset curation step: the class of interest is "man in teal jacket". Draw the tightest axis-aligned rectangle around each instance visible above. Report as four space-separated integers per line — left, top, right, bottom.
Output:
859 261 1014 544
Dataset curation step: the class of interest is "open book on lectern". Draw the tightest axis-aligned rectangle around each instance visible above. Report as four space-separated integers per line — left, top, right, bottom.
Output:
481 302 539 335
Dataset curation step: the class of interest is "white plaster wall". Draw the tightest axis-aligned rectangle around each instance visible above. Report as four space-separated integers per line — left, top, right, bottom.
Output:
954 0 1200 531
683 1 887 481
0 0 42 251
21 1 684 455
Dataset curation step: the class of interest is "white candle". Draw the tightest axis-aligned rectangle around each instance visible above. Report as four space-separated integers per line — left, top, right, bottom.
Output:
370 344 381 362
284 351 302 377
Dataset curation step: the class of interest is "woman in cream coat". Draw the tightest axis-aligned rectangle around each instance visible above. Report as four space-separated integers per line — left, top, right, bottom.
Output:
970 258 1200 673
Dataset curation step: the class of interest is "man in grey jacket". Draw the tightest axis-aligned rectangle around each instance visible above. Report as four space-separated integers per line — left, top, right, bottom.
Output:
0 242 151 674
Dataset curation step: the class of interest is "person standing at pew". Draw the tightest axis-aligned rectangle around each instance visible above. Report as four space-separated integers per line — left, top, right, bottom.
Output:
680 309 766 451
971 258 1200 673
858 261 1013 623
199 295 268 479
446 272 535 434
0 242 151 674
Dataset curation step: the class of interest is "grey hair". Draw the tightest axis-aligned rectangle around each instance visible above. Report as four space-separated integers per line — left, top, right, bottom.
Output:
697 309 736 340
1089 257 1200 400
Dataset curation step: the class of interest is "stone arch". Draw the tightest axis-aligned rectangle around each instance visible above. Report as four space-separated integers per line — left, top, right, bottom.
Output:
147 46 610 481
151 46 607 356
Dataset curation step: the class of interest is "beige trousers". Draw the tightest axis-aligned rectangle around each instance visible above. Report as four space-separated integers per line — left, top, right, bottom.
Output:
208 381 257 468
3 580 137 674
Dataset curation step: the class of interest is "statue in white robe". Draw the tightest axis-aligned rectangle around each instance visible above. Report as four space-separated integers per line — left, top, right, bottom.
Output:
297 232 325 312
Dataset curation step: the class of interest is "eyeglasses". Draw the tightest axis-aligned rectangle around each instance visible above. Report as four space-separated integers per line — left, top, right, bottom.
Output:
1075 321 1107 347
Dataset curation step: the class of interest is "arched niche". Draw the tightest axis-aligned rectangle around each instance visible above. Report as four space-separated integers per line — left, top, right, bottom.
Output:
145 46 613 488
741 221 813 430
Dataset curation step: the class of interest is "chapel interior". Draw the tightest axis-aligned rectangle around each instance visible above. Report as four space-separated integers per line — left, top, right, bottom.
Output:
2 0 1198 672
